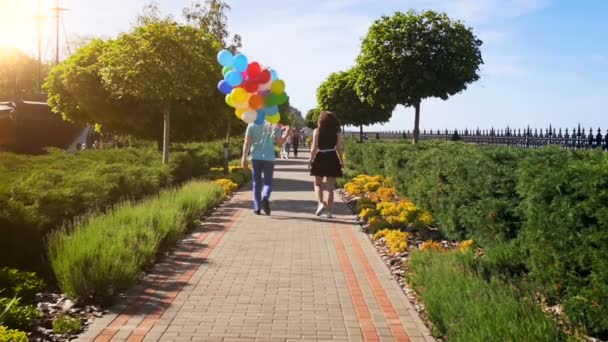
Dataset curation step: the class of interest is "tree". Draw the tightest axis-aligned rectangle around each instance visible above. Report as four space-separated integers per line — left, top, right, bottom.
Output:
356 10 483 143
0 48 46 100
183 0 242 52
305 108 320 129
45 38 232 145
318 68 393 142
99 20 221 163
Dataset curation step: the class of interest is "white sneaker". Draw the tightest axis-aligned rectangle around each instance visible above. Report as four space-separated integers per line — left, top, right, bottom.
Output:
325 213 334 219
315 203 325 216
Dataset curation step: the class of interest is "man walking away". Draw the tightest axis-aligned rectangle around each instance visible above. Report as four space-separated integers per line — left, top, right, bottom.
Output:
242 122 291 215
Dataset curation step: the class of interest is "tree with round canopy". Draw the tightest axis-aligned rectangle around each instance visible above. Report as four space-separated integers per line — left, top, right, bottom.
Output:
356 10 483 143
318 68 393 142
99 19 221 163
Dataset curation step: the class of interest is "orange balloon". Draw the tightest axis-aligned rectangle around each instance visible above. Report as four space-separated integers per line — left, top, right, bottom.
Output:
249 94 264 110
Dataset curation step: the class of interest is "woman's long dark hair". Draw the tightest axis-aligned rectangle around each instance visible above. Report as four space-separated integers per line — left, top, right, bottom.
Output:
317 111 341 136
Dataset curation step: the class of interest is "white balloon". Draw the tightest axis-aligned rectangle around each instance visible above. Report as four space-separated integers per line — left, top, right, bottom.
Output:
242 111 257 124
259 79 272 91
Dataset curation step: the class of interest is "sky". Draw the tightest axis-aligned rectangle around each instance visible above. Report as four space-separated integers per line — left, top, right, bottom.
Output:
1 0 607 131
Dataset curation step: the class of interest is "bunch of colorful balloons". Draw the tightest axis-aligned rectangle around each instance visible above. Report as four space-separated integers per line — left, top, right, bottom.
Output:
217 49 288 125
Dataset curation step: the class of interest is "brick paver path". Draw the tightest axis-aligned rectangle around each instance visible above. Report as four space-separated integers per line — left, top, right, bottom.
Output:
79 151 433 342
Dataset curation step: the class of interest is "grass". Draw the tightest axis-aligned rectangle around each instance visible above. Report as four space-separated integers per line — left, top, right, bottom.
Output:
48 181 223 303
407 250 567 341
52 313 82 335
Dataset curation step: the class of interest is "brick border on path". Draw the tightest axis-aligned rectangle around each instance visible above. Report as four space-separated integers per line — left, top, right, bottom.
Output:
330 224 381 342
88 200 245 342
342 226 411 342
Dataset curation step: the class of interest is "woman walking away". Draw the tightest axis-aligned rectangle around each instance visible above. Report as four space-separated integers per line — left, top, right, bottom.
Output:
242 122 291 215
309 111 344 218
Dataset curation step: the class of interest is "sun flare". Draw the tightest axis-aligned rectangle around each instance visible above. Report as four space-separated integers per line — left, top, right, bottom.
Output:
0 0 56 55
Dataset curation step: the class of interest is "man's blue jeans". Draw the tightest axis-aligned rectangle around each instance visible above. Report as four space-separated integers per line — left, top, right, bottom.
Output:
251 159 275 211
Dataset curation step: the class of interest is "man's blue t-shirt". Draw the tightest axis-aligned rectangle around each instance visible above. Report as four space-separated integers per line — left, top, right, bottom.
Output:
246 123 281 162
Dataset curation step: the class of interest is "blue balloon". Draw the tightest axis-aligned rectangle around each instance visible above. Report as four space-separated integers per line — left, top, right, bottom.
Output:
217 50 233 67
270 69 279 81
225 71 243 87
266 106 279 115
233 54 249 73
217 80 232 95
254 110 265 125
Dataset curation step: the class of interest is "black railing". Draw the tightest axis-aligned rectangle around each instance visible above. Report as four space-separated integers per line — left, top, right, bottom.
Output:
345 125 608 150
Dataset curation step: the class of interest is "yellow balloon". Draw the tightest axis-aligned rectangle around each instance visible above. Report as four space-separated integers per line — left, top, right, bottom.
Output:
235 108 245 119
270 80 285 94
266 113 280 124
232 87 249 103
225 94 235 108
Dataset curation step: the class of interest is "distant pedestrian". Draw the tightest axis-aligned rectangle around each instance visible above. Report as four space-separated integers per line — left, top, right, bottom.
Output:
292 130 300 158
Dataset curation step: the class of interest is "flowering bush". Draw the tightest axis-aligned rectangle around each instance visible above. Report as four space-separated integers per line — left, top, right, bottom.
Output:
368 217 387 233
373 229 409 254
459 239 476 253
359 208 379 220
344 182 363 196
369 186 397 202
214 179 238 199
364 181 381 192
420 240 445 252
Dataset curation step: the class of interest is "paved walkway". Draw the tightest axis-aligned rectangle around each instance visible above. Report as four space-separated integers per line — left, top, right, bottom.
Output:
79 151 433 342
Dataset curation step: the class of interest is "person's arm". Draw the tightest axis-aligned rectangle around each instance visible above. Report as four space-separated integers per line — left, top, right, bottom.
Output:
336 132 345 168
241 135 252 169
275 126 290 146
309 129 320 168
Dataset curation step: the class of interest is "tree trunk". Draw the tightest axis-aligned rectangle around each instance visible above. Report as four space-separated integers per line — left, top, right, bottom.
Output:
359 125 363 143
413 100 421 144
162 103 171 164
223 113 231 175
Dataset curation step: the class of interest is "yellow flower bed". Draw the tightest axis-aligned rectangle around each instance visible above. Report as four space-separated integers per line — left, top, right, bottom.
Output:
459 239 476 253
420 240 445 252
373 228 409 254
210 166 244 173
359 208 379 220
344 173 433 231
214 178 238 199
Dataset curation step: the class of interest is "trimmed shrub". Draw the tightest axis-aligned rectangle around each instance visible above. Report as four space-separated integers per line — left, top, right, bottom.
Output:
346 140 608 337
1 140 240 274
408 251 565 341
48 181 223 303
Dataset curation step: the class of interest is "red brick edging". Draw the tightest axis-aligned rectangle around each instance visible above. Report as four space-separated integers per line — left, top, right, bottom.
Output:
331 224 381 342
343 226 412 342
93 205 244 342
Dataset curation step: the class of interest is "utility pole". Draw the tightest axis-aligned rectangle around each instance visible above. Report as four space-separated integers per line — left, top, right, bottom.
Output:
36 0 42 92
50 0 69 65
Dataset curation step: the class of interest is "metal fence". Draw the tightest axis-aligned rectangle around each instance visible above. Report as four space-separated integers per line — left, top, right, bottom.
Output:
344 126 608 150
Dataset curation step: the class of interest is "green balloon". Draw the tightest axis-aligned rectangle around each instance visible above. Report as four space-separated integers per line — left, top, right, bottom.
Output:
264 94 279 107
277 92 288 105
222 66 233 76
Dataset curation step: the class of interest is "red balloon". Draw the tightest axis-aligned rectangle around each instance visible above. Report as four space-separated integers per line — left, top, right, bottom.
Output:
242 80 258 93
247 62 262 78
257 70 271 84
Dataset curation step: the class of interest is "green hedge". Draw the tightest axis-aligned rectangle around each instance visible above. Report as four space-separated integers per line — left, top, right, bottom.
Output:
345 139 608 338
0 139 243 275
49 181 224 303
408 251 564 341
